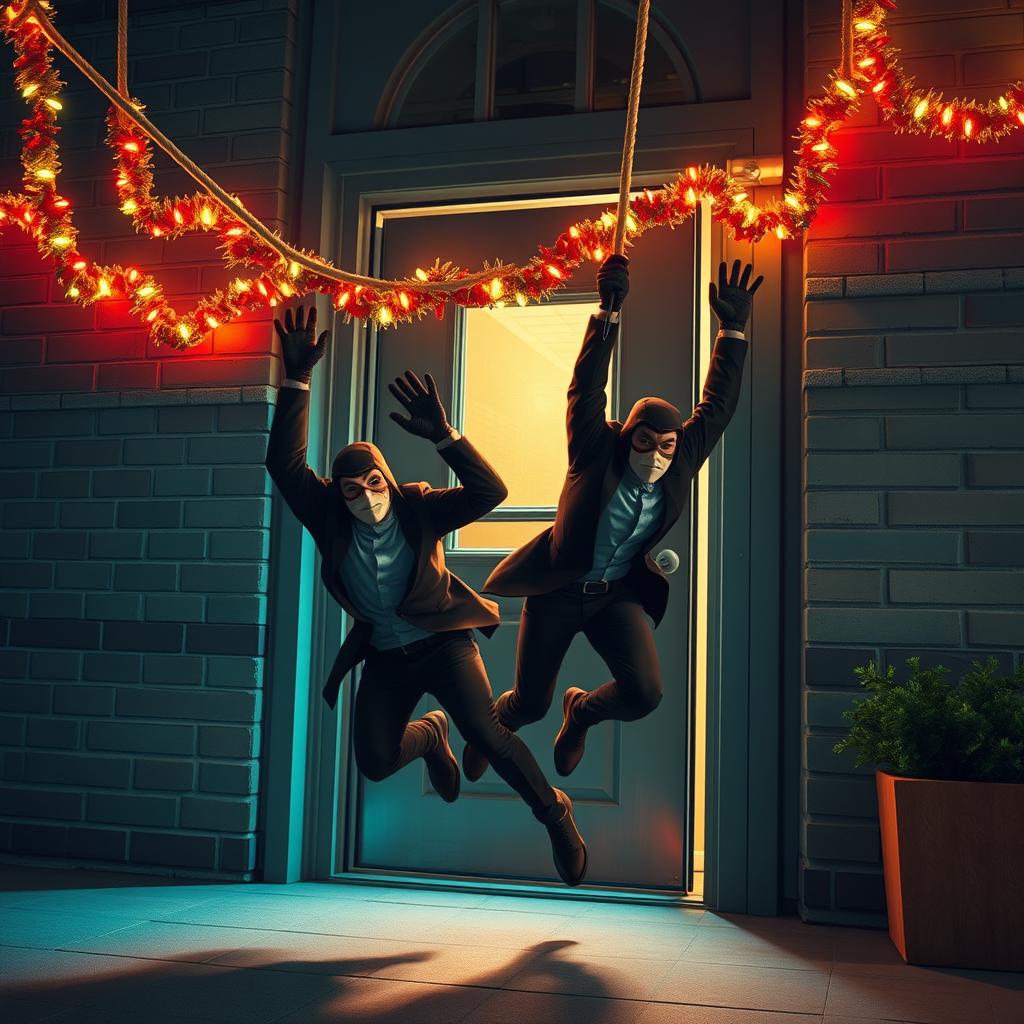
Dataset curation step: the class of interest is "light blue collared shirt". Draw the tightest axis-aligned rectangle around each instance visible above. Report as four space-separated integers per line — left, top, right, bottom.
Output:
340 511 434 650
582 466 664 582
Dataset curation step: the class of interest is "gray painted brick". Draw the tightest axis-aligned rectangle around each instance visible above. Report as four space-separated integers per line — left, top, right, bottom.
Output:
886 332 1024 367
186 624 264 656
805 569 881 603
0 440 52 468
85 593 143 621
184 497 271 528
218 405 272 432
53 685 115 717
130 830 216 869
805 337 883 370
83 653 141 684
807 385 959 412
116 687 258 723
845 368 922 387
143 655 204 687
30 652 81 680
0 786 83 820
188 389 243 406
967 531 1024 566
147 532 207 560
805 453 959 487
133 758 195 791
56 562 113 589
890 570 1024 606
199 761 258 795
925 269 1004 293
206 657 263 689
180 563 267 595
889 492 1024 526
98 409 157 435
154 468 212 496
806 608 961 645
806 530 960 565
801 867 831 910
180 794 257 832
10 396 61 412
804 368 843 388
807 296 957 334
157 407 216 433
38 470 90 497
14 411 95 438
835 871 885 913
62 393 121 409
965 384 1024 409
2 562 53 589
0 715 26 744
806 417 880 450
220 835 257 873
966 612 1024 646
210 530 270 560
0 593 28 617
4 501 56 529
32 531 88 560
103 622 183 654
90 532 145 559
242 387 275 405
67 826 128 862
885 414 1024 450
124 438 187 465
188 435 268 465
10 618 101 650
87 720 195 755
0 683 51 714
26 717 80 749
88 792 177 828
10 822 67 856
122 390 187 408
94 470 153 498
199 724 260 759
0 530 32 559
805 690 862 729
206 595 267 625
882 648 1015 678
117 501 183 530
805 277 843 298
24 751 130 788
60 502 116 529
54 440 122 466
145 594 205 623
213 467 272 495
922 366 1007 385
806 823 880 864
30 593 85 619
844 274 923 297
806 776 877 818
114 563 178 593
0 471 36 498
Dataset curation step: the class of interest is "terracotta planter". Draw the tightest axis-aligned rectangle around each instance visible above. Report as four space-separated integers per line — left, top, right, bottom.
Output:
876 769 1024 971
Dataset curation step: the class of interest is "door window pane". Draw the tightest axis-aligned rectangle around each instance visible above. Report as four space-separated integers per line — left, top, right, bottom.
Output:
393 13 477 128
495 0 577 119
453 298 612 550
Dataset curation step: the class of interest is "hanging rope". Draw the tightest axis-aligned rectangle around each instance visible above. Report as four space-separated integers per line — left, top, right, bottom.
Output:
612 0 650 256
116 0 127 97
840 0 853 80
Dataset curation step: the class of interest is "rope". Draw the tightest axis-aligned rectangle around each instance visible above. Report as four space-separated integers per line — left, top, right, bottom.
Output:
116 0 127 97
840 0 853 80
612 0 650 255
16 0 514 295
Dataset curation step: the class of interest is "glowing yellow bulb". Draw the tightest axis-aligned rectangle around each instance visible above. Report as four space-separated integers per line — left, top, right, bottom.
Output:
337 291 351 308
50 235 71 247
97 279 110 297
121 200 138 214
127 269 139 283
803 116 820 128
964 118 974 138
279 282 293 297
378 307 393 325
857 57 875 68
731 192 748 205
515 292 527 307
1018 112 1024 127
146 309 158 322
835 80 857 98
569 226 579 238
601 212 614 228
686 166 698 180
116 176 128 186
35 168 54 179
178 323 191 341
152 227 162 237
233 279 250 292
812 142 831 152
22 83 39 98
72 260 86 271
206 316 220 329
489 278 503 300
854 20 876 32
5 7 17 22
121 141 138 153
399 291 410 310
137 285 155 297
44 97 62 110
871 80 887 94
999 96 1009 111
593 247 604 260
775 225 790 240
784 193 802 209
942 106 953 126
200 207 214 226
256 281 268 297
625 213 637 231
546 264 563 279
913 99 928 120
742 206 758 228
289 260 300 278
415 267 428 281
67 286 79 298
685 187 697 204
173 208 184 224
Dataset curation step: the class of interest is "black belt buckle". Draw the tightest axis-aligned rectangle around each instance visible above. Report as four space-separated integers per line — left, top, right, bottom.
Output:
582 580 609 595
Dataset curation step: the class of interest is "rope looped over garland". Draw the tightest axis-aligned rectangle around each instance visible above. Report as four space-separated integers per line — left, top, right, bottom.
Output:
0 0 1022 348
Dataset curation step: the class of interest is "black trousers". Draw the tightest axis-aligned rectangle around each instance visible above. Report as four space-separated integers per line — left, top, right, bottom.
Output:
501 578 663 732
353 629 559 822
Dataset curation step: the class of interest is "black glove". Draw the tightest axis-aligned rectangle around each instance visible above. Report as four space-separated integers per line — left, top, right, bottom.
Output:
709 259 763 334
274 304 328 384
597 253 629 312
388 370 453 443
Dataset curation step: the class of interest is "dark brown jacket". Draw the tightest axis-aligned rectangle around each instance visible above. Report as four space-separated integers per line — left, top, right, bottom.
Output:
266 386 507 709
482 315 748 626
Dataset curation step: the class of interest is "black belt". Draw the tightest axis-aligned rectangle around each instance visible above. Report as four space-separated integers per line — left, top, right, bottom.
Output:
560 577 629 596
368 628 471 659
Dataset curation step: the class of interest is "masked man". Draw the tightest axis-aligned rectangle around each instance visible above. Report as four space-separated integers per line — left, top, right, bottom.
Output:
465 256 762 780
265 305 588 885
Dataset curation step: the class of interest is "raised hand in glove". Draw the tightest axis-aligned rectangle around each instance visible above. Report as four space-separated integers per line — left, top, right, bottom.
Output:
274 304 328 385
709 259 763 334
388 370 453 443
597 253 630 313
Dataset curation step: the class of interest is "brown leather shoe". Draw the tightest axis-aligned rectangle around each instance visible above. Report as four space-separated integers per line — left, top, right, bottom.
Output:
462 690 511 782
553 687 589 777
544 787 588 886
422 710 460 803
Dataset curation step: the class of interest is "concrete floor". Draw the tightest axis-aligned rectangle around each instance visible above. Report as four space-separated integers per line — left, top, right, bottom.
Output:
1 865 1021 1024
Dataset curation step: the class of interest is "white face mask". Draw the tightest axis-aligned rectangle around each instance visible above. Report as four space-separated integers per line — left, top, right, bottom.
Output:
627 427 677 484
339 470 392 524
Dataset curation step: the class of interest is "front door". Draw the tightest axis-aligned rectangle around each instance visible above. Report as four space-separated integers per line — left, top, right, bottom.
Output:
349 195 698 890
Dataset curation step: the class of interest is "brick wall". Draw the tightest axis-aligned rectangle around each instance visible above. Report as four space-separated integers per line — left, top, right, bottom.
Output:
800 0 1024 925
0 0 296 878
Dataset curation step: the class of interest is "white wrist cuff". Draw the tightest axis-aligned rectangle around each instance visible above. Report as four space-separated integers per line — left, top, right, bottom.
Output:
596 310 620 323
282 378 311 391
436 429 461 450
717 329 746 340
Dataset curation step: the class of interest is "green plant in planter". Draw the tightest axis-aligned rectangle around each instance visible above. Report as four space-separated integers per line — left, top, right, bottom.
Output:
834 656 1024 783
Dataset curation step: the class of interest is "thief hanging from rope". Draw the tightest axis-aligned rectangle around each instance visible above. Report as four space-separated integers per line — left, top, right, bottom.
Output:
265 307 589 886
